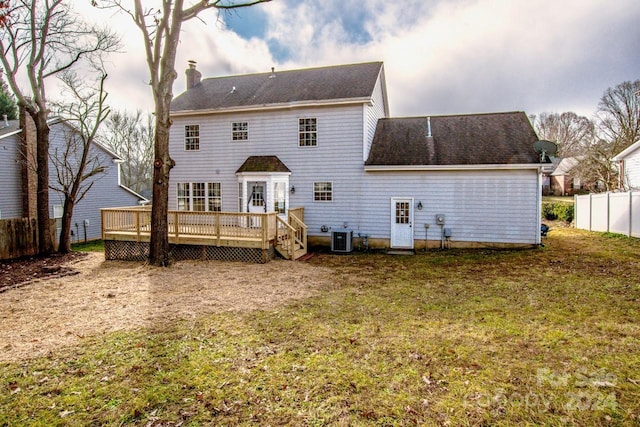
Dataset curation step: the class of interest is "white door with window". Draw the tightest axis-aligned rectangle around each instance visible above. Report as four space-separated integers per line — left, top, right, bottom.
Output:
247 181 266 213
390 198 414 249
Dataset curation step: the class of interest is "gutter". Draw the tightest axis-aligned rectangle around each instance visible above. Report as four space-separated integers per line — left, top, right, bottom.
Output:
170 97 373 117
364 164 549 172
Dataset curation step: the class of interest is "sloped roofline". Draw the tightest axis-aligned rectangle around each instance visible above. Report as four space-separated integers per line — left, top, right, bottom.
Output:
613 139 640 161
171 61 385 116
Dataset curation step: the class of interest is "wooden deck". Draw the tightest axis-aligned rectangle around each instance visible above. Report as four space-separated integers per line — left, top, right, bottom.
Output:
101 207 307 260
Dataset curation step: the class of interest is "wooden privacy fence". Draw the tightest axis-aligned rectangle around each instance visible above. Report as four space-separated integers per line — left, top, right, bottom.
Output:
574 191 640 238
0 218 55 260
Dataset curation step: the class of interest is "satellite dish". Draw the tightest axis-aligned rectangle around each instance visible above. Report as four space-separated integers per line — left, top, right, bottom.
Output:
533 140 558 162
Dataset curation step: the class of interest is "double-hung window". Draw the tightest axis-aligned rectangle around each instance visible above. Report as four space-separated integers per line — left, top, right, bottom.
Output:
232 121 248 141
177 182 222 211
313 182 333 201
184 124 200 150
299 118 317 147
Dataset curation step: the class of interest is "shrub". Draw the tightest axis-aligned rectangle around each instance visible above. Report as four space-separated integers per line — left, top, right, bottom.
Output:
542 202 574 223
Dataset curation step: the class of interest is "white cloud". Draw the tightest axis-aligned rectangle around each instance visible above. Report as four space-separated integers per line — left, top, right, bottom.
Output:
63 0 640 119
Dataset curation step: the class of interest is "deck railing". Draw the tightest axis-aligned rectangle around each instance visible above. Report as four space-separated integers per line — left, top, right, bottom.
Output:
102 207 278 248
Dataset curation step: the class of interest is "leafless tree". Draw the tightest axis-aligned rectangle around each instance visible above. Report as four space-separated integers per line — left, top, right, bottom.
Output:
531 112 595 157
596 80 640 155
49 71 111 253
0 0 119 254
101 110 154 198
100 0 271 266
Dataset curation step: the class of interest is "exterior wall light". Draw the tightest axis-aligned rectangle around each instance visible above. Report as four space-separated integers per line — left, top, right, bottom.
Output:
417 201 423 210
290 186 295 194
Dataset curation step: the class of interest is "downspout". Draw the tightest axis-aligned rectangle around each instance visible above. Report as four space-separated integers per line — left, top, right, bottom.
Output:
536 167 542 245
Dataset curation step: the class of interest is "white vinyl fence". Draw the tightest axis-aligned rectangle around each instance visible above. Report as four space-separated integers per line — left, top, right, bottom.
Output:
574 191 640 237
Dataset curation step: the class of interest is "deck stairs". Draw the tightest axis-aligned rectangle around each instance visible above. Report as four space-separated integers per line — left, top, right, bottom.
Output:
275 213 307 260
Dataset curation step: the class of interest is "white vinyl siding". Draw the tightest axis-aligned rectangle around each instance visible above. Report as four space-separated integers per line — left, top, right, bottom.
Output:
364 75 387 161
623 147 640 190
0 133 24 219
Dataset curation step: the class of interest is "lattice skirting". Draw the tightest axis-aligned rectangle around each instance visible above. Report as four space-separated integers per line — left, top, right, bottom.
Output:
104 240 275 263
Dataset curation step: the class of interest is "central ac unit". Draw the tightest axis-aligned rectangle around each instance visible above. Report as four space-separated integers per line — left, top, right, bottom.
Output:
331 230 353 253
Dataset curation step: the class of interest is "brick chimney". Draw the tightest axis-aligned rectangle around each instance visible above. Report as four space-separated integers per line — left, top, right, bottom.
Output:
186 60 201 90
19 106 37 218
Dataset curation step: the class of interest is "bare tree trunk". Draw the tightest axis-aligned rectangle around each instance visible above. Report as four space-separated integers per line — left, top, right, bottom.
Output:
58 197 74 253
34 115 53 254
149 113 172 266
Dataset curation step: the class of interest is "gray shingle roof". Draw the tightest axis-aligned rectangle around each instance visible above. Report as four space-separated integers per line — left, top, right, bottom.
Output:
236 156 291 173
171 62 383 112
365 112 542 166
0 120 21 138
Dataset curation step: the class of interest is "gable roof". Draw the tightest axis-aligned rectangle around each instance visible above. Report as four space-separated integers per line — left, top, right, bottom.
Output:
613 139 640 161
171 62 384 113
236 156 291 173
365 112 542 168
550 156 582 176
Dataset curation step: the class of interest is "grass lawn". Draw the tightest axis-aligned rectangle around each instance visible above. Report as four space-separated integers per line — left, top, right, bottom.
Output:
543 196 575 205
70 239 105 252
2 226 639 426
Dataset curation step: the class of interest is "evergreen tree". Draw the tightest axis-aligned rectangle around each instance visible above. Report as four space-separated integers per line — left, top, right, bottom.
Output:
0 73 17 120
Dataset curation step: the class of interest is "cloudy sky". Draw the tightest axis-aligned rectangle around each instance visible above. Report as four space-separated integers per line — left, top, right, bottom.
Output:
79 0 639 119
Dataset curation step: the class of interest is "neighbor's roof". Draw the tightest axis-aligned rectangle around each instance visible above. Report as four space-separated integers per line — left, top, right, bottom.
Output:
550 156 582 176
171 62 384 113
365 112 542 167
0 120 21 139
236 156 291 174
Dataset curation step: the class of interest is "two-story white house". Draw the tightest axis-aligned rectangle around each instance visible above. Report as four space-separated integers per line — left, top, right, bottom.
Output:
167 61 545 253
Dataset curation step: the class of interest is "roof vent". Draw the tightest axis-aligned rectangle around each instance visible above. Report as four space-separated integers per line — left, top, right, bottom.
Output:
230 86 236 94
427 116 432 137
269 66 276 78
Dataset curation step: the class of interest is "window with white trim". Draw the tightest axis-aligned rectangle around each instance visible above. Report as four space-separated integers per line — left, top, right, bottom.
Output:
192 182 205 211
208 183 221 211
176 182 222 211
232 121 248 141
184 124 200 150
313 181 332 201
274 182 286 213
299 118 317 147
177 183 189 210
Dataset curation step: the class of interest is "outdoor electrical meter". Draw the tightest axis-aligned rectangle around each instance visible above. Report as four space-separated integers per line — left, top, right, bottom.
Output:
435 214 446 225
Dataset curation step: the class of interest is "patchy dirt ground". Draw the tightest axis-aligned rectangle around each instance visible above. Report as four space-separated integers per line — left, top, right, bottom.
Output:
0 253 334 362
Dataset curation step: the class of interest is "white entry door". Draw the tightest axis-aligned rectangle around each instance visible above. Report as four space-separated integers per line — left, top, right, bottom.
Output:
390 198 414 249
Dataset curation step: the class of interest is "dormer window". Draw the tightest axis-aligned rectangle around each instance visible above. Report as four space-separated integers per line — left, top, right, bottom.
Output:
184 124 200 151
299 118 317 147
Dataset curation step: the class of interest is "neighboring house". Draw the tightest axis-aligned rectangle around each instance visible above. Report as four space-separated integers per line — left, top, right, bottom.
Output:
0 115 146 244
168 61 547 250
613 140 640 190
547 156 583 196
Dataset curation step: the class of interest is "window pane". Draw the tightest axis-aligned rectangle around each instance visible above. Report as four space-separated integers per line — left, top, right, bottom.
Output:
193 182 205 211
313 182 332 201
274 182 286 214
208 182 221 212
395 202 409 224
185 125 200 150
232 122 248 141
299 118 317 147
177 183 189 211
